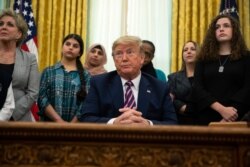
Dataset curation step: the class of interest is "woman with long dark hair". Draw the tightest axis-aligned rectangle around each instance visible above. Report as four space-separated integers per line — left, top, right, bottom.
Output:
38 34 90 122
192 14 250 125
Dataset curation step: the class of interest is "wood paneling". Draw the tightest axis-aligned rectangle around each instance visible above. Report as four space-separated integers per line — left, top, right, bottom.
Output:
0 122 249 167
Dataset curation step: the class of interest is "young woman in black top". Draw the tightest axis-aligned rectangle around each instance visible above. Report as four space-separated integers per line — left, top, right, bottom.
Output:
192 14 250 125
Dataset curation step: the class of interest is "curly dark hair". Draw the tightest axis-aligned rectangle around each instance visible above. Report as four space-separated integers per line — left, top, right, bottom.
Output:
197 14 248 61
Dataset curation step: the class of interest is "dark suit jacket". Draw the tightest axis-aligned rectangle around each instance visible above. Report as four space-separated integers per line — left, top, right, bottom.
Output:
168 70 193 113
168 70 195 125
78 71 177 125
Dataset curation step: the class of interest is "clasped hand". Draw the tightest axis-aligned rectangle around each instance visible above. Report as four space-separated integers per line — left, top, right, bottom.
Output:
220 106 238 122
113 107 150 126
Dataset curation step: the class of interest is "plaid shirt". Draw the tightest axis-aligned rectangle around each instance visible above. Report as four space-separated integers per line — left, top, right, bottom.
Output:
38 62 90 122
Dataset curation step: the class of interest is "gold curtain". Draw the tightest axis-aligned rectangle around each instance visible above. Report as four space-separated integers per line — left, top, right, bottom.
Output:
238 0 250 48
171 0 250 72
31 0 88 71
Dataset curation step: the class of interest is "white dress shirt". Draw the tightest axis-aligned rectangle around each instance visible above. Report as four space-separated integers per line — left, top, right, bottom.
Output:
107 72 153 125
0 83 15 121
120 73 141 107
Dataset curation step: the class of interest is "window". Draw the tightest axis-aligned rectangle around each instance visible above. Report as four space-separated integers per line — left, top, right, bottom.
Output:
88 0 172 75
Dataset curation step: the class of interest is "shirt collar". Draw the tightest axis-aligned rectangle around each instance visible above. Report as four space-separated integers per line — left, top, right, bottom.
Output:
121 72 141 90
54 61 78 72
54 61 64 70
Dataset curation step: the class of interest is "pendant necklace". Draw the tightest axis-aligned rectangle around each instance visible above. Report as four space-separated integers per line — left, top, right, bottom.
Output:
218 56 229 73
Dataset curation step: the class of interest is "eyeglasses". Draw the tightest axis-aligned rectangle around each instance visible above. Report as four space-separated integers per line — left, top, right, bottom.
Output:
113 48 137 59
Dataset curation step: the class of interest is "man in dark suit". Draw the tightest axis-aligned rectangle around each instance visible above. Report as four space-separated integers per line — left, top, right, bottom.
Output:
78 36 177 125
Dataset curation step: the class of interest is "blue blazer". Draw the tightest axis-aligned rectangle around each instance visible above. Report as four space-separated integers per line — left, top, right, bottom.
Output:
78 71 177 125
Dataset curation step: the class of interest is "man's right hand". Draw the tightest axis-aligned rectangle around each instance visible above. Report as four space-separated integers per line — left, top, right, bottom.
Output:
113 107 149 126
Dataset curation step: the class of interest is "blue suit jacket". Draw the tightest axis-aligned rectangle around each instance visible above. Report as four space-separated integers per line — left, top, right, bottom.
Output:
78 71 177 125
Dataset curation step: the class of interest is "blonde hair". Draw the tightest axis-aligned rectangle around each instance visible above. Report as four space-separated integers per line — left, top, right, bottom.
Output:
0 9 28 47
112 35 144 56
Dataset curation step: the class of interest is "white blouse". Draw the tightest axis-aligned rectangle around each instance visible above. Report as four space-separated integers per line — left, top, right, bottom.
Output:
0 83 15 121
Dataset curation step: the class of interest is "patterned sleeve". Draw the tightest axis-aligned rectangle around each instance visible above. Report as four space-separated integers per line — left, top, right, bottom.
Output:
84 70 91 92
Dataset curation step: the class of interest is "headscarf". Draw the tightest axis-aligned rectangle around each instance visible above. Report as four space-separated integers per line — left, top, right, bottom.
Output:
84 43 107 76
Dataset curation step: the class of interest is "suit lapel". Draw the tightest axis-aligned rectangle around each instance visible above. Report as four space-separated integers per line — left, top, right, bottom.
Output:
109 74 124 111
12 49 23 84
13 49 21 75
137 76 151 116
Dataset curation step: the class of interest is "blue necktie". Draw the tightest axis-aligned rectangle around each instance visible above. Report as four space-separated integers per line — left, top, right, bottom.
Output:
124 81 136 108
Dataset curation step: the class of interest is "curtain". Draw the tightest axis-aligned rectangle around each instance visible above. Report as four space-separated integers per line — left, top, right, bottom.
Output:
87 0 125 72
127 0 172 75
0 1 11 10
88 0 172 75
171 0 220 72
0 1 6 9
31 0 88 71
171 0 250 72
238 0 250 49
